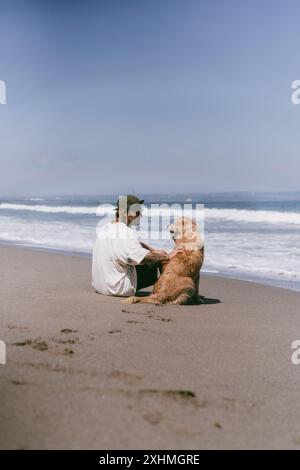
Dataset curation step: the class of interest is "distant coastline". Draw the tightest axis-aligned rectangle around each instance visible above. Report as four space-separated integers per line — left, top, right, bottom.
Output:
2 190 300 202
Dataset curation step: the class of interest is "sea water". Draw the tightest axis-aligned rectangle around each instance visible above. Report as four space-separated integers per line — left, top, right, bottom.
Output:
0 193 299 292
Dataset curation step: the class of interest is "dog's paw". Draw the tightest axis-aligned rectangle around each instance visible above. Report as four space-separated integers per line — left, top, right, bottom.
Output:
122 296 138 304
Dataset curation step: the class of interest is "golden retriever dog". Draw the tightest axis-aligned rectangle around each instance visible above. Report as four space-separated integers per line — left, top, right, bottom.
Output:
124 216 204 305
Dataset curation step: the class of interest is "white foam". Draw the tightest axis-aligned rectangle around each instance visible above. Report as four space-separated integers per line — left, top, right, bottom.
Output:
0 216 95 253
205 231 300 281
1 203 300 226
0 214 299 287
0 203 99 215
204 208 300 225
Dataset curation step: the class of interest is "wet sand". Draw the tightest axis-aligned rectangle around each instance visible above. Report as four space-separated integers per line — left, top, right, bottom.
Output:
1 246 300 449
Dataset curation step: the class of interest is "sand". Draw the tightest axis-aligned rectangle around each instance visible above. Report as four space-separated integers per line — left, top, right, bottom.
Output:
1 245 300 450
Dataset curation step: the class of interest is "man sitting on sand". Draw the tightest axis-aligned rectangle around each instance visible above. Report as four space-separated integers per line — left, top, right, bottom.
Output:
92 195 179 297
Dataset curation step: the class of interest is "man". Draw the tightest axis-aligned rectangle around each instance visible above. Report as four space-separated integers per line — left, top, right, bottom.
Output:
92 195 177 297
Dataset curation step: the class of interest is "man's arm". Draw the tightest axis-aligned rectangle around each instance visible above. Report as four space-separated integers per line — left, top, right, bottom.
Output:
139 249 169 265
140 241 155 252
139 246 186 265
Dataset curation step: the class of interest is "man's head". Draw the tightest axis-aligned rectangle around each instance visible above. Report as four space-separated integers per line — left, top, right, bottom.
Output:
115 194 144 226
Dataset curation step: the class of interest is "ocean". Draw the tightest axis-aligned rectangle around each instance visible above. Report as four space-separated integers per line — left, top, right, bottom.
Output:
0 193 299 292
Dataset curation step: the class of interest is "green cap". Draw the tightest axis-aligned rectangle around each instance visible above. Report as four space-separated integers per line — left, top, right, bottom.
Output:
115 194 144 213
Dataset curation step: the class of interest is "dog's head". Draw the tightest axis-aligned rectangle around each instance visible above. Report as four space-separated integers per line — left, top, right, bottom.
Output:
169 217 204 250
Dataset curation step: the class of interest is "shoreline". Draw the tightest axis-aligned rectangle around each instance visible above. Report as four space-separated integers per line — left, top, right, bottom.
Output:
1 245 300 449
0 240 299 294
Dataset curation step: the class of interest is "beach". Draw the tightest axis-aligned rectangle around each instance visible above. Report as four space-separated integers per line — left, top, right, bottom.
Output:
1 245 300 450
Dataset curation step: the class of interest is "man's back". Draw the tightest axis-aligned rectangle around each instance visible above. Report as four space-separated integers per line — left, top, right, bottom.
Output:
92 221 149 296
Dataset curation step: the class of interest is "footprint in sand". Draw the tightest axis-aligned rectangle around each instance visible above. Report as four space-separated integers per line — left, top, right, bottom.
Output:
122 308 173 323
126 320 144 324
7 324 28 331
12 332 78 356
63 348 74 356
53 335 80 345
135 389 199 409
11 379 31 386
108 370 143 385
147 314 173 322
221 396 260 411
12 339 48 351
214 422 222 429
54 330 79 350
143 411 163 425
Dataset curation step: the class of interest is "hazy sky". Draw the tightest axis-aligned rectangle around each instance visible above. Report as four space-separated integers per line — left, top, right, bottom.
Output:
0 0 300 196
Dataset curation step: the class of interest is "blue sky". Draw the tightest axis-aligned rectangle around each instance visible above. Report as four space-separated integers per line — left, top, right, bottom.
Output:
0 0 300 196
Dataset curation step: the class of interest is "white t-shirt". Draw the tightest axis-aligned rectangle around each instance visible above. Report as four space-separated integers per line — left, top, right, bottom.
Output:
92 222 149 297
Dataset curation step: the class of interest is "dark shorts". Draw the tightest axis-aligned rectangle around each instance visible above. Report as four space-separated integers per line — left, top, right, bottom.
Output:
136 264 158 291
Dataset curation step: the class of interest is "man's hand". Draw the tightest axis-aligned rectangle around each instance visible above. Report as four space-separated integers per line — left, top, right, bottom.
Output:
140 249 169 265
155 249 170 259
140 241 155 252
169 247 186 259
